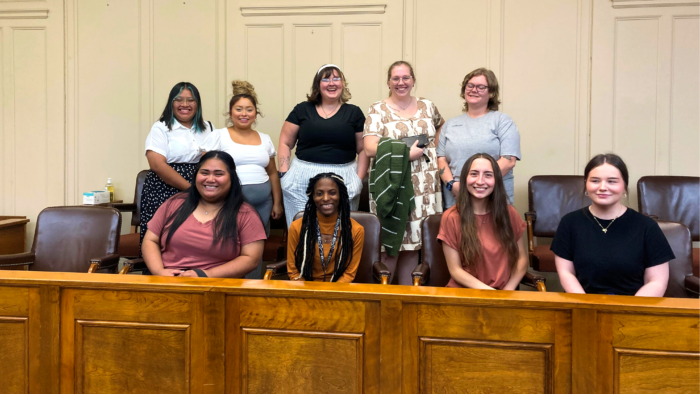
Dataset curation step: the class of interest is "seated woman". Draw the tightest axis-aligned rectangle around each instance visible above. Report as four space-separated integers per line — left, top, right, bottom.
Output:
287 173 365 282
142 151 267 278
437 154 528 290
551 154 673 296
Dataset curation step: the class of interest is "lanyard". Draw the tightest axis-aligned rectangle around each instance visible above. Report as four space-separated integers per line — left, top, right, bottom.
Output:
316 216 341 282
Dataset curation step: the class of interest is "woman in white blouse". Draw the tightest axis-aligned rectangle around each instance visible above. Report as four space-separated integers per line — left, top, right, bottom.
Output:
141 82 220 255
218 81 282 279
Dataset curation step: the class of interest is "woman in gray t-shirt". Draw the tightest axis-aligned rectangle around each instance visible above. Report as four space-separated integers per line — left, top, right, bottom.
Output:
437 68 521 208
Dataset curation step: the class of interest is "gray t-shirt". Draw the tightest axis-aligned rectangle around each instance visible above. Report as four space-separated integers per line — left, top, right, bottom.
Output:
437 111 521 205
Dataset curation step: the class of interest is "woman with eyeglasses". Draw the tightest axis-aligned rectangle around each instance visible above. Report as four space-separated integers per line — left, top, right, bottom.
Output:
437 68 521 208
141 82 220 252
278 64 368 228
363 60 445 283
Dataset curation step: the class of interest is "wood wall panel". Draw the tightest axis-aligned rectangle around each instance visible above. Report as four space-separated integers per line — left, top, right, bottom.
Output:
0 317 27 394
616 349 699 394
411 0 490 117
612 18 660 183
152 0 219 127
76 321 190 394
421 338 551 393
75 0 141 220
0 285 28 316
12 28 47 242
611 313 699 352
341 23 382 115
243 329 362 394
415 304 557 343
669 16 699 176
292 24 331 103
71 289 194 323
239 296 366 332
245 25 284 150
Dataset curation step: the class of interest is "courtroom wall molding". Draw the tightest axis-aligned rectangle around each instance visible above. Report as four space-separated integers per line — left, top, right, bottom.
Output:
240 3 386 17
612 0 700 8
0 9 48 19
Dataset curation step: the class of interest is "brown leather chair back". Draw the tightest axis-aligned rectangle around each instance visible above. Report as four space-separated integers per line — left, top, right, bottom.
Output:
529 176 591 236
657 221 693 298
292 211 381 283
132 169 149 227
357 177 370 212
31 206 121 273
419 214 452 287
638 176 699 242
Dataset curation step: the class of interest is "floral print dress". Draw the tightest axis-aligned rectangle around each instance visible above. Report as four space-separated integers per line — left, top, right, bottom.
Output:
363 98 444 251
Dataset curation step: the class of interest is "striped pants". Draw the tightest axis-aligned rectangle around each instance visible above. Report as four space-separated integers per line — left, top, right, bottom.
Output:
281 158 363 228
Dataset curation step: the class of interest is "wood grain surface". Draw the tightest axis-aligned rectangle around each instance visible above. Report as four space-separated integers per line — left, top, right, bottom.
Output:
0 271 695 394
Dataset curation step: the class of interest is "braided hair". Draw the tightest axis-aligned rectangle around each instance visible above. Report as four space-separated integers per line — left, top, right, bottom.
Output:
294 173 354 281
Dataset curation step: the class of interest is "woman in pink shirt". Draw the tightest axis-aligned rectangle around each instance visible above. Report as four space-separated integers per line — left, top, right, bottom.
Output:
437 153 528 290
142 151 267 278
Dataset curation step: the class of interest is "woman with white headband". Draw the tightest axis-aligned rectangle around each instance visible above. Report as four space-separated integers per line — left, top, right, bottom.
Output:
278 64 368 228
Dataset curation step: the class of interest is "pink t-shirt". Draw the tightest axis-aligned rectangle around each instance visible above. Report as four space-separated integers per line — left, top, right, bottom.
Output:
437 204 526 289
147 195 266 271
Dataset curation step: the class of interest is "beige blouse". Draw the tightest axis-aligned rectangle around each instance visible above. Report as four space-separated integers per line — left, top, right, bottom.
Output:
363 98 444 251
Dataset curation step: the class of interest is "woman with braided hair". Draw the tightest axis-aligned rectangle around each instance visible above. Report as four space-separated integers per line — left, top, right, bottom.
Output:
286 173 365 282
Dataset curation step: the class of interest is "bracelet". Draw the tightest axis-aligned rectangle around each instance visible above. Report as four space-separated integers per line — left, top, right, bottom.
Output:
278 171 287 178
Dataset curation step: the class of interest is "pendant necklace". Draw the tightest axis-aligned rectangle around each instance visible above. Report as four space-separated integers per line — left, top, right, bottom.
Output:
321 102 340 119
389 97 413 112
591 207 620 233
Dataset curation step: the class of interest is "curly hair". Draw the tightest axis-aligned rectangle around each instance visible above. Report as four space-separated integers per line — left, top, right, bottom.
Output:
306 65 352 104
294 173 354 282
459 68 501 112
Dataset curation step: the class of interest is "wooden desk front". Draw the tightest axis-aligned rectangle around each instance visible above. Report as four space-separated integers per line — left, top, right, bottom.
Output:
0 271 697 394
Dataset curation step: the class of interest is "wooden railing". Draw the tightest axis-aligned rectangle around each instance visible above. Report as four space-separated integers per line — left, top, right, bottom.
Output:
0 271 697 394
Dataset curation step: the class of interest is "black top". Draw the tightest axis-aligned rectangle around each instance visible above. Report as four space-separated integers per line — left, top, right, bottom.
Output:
550 207 674 296
286 102 366 164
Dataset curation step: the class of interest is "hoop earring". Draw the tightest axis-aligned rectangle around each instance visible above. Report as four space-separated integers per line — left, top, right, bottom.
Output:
584 191 589 196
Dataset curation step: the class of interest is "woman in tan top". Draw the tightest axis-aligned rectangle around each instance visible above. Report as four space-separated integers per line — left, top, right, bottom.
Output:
437 154 527 290
287 173 364 282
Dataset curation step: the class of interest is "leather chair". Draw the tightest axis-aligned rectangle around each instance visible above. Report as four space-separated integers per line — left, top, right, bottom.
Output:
657 220 699 298
638 176 699 277
357 177 370 212
412 214 547 290
525 176 591 272
0 206 121 273
110 169 148 260
264 211 391 284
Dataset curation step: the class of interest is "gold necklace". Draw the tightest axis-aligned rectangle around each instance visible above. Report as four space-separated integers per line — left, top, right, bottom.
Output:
321 102 340 119
591 207 621 233
389 97 413 111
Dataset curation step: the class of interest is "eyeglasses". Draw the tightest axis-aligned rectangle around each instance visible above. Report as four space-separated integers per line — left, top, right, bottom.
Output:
173 97 197 104
466 83 488 93
321 77 342 83
390 76 412 84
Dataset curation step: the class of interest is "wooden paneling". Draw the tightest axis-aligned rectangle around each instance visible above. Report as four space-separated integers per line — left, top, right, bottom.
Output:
75 320 190 394
292 24 332 103
669 16 699 176
421 338 551 393
243 329 363 394
341 23 383 114
0 317 27 394
616 349 699 393
0 271 697 394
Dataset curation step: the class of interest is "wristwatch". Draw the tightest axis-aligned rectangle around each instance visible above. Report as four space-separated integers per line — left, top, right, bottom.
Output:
446 179 456 191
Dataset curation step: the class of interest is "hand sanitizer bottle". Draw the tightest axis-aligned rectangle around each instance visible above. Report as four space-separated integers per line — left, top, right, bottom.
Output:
105 178 115 202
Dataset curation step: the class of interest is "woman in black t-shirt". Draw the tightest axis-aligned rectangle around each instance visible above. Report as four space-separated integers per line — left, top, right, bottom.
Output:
278 64 368 228
551 154 673 296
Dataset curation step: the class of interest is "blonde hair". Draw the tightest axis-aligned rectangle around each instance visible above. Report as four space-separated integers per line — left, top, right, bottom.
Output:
226 80 263 127
386 60 416 96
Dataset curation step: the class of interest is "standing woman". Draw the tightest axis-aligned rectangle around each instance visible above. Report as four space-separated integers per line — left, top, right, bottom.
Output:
141 82 220 250
218 81 283 279
437 68 521 208
551 154 672 296
438 154 528 290
363 61 444 282
278 64 368 228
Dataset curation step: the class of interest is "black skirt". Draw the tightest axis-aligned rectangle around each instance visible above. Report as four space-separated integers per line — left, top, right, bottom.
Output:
139 163 197 256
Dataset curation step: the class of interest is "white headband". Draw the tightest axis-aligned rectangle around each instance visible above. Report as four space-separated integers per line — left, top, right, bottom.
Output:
317 64 340 75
